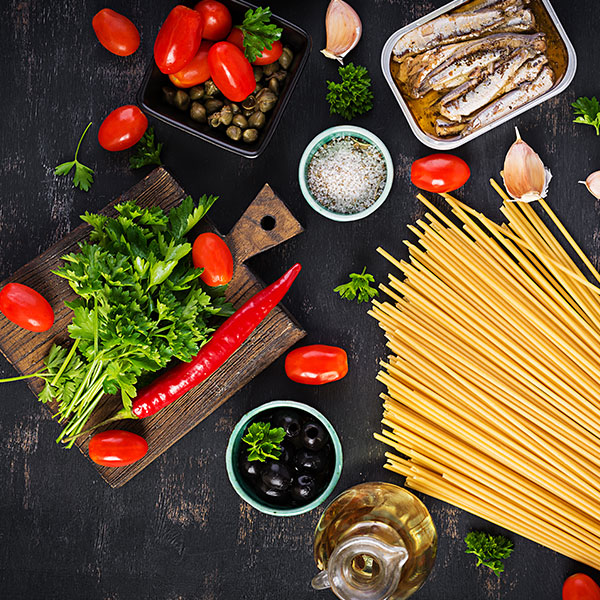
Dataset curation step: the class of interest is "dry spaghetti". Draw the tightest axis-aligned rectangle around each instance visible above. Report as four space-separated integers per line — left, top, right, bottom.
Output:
370 181 600 569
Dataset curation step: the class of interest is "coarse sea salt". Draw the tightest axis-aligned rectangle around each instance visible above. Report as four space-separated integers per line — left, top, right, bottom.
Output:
307 136 386 215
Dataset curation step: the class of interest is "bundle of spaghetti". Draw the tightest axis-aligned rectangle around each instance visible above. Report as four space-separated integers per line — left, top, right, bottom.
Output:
369 180 600 569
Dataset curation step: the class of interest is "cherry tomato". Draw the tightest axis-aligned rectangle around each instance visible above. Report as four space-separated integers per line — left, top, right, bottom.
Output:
169 40 212 88
0 283 54 332
88 430 148 467
208 41 255 102
92 9 140 57
410 154 471 193
154 5 204 74
98 105 148 152
194 0 232 41
563 574 600 600
192 233 234 287
285 345 348 385
226 27 283 65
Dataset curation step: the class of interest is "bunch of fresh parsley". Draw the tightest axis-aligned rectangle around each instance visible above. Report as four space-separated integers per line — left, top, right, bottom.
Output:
129 127 163 170
38 196 232 446
572 96 600 135
334 268 379 303
464 531 514 577
237 7 282 63
242 422 286 462
326 63 374 121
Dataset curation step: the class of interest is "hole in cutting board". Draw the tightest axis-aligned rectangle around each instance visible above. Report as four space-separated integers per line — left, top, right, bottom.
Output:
261 215 276 231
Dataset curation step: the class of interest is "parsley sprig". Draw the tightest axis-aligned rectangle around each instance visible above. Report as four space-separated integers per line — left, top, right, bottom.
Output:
238 7 282 63
55 122 95 191
130 127 163 170
334 268 379 303
572 96 600 135
242 422 286 462
326 63 374 121
465 532 514 577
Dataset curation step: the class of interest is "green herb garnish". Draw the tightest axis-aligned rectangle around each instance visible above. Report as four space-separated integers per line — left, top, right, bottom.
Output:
465 532 514 577
130 127 163 170
334 267 379 303
242 422 286 462
572 96 600 135
55 122 95 191
37 195 232 446
238 7 282 63
326 63 374 121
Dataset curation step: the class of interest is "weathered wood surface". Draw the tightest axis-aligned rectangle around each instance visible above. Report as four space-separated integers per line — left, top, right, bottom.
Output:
0 0 597 598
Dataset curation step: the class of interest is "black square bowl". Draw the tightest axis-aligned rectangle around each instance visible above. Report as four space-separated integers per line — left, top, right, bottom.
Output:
137 0 311 159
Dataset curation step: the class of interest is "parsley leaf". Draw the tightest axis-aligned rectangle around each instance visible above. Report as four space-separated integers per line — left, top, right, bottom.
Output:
242 421 286 462
465 532 514 577
572 96 600 135
238 7 282 63
55 122 95 191
326 63 374 121
334 267 379 303
129 126 164 170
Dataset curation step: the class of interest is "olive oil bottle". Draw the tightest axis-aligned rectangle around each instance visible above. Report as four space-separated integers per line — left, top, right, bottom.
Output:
312 482 437 600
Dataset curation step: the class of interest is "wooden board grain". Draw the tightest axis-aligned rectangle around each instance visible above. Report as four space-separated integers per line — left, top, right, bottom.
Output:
0 167 305 487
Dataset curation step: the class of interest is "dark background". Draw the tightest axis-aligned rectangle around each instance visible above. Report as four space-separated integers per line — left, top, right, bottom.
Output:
0 0 598 598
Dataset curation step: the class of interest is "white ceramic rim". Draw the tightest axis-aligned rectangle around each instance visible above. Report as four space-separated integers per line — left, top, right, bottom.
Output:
380 0 578 149
298 125 395 222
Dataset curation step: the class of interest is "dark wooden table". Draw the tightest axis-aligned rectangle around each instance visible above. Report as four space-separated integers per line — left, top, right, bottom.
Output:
0 1 597 598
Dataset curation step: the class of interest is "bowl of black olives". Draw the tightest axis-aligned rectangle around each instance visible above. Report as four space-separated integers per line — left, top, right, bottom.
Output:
226 400 342 516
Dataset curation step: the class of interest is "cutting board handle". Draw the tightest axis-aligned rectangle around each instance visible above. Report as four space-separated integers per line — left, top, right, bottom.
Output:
225 184 304 264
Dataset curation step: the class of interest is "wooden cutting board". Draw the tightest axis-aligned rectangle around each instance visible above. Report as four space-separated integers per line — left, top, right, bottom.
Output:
0 167 305 487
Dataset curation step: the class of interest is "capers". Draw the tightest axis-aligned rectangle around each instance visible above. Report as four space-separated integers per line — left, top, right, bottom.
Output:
219 105 233 126
162 86 176 105
232 114 248 128
205 98 224 114
256 89 277 113
241 95 257 111
268 77 279 94
229 103 240 115
226 126 242 141
248 111 266 129
174 90 190 111
279 47 294 70
253 66 264 82
263 62 279 77
208 111 222 128
243 108 255 118
190 102 207 123
189 86 205 101
243 128 259 143
204 79 219 97
253 82 263 95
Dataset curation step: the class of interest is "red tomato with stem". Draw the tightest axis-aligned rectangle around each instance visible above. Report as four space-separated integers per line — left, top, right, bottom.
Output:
285 345 348 385
207 41 255 102
192 233 234 287
194 0 232 41
226 27 283 65
410 154 471 193
154 5 204 74
563 574 600 600
169 40 212 88
0 283 54 332
88 430 148 467
92 9 140 57
98 105 148 152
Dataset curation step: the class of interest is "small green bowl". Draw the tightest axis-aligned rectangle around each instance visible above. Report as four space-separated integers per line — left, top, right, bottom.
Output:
226 400 343 517
298 125 394 222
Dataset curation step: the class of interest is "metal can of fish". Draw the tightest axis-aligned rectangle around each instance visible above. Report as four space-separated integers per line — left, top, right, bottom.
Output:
380 0 576 149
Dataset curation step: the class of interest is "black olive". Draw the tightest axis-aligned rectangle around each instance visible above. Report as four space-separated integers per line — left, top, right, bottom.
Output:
261 461 292 490
301 421 328 451
255 478 289 502
290 474 318 502
239 455 262 480
278 441 295 464
271 409 302 441
294 449 326 473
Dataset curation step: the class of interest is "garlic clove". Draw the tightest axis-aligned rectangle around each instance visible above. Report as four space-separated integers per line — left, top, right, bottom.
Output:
580 171 600 200
502 127 552 203
321 0 362 63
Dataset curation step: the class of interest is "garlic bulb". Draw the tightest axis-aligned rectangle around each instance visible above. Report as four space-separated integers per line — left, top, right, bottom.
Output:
580 171 600 200
321 0 362 63
502 128 552 202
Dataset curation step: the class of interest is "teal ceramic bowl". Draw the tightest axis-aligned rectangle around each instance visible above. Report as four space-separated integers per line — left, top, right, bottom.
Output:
226 400 343 516
298 125 394 222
